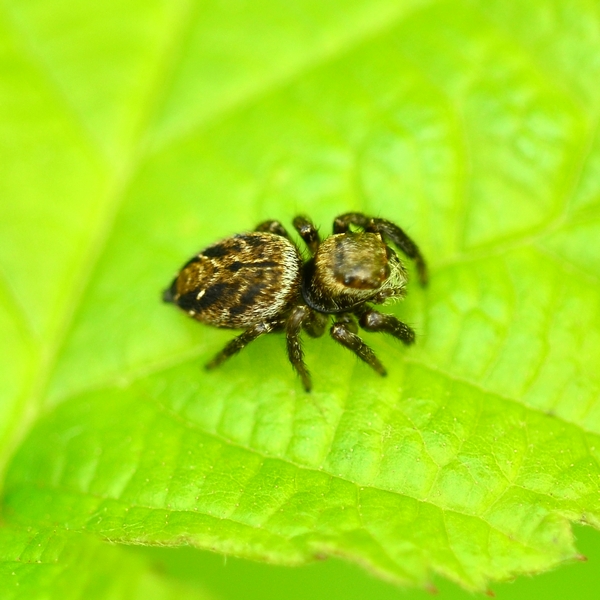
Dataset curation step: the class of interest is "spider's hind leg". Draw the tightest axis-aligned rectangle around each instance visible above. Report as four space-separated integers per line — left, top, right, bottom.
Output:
255 220 291 238
206 322 276 369
292 215 320 255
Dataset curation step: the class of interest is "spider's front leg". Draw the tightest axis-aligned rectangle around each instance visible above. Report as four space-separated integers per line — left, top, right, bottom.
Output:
330 316 387 377
356 307 415 345
333 212 428 286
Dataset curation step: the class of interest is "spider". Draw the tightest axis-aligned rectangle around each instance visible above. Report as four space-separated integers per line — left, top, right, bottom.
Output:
163 212 427 391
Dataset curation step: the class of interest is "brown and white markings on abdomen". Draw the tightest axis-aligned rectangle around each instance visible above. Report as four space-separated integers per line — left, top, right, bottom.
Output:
165 233 303 329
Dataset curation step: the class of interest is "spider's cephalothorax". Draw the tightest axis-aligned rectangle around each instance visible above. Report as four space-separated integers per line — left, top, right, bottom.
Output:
163 213 428 391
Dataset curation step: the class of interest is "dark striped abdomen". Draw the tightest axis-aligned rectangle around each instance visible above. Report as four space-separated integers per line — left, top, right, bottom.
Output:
164 232 303 329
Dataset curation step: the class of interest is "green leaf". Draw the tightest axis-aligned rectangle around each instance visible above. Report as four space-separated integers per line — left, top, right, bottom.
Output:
2 0 600 594
0 526 212 600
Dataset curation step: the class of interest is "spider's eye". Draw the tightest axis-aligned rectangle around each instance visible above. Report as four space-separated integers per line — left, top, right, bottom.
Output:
341 263 390 289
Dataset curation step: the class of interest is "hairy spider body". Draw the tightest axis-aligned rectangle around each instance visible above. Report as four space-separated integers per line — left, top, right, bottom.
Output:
163 213 427 391
162 233 302 329
302 232 409 313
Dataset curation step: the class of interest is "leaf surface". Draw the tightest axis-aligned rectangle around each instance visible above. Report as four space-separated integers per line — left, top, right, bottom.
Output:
1 0 600 593
0 526 211 600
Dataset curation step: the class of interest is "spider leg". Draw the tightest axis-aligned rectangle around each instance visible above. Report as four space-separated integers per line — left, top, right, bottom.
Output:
205 321 276 369
286 305 312 391
303 310 328 338
255 220 291 238
357 307 415 345
335 312 358 333
333 212 370 233
293 215 320 255
330 319 387 376
333 212 428 286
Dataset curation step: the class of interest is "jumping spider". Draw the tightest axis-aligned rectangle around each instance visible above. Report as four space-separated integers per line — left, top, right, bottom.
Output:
163 212 427 391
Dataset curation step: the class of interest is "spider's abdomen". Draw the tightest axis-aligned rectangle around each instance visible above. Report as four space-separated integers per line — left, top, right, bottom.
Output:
163 233 303 328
